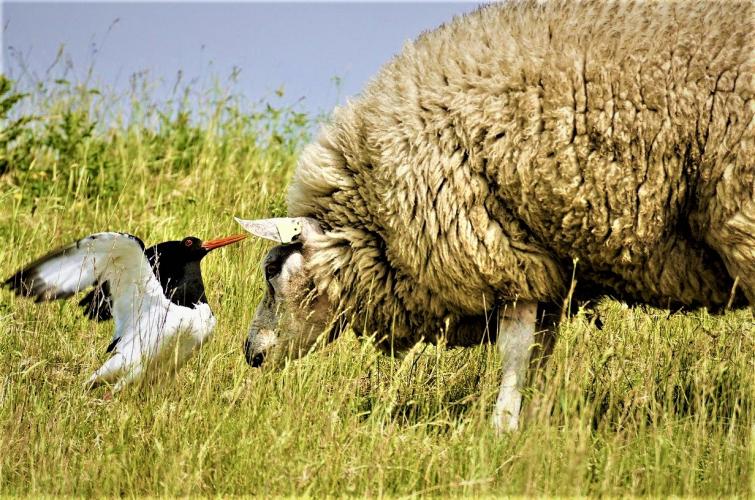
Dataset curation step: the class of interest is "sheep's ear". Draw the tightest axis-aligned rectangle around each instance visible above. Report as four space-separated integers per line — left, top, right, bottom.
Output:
234 216 322 244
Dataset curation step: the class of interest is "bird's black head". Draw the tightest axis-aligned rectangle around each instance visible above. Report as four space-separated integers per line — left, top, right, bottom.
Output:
154 234 247 263
179 236 209 261
149 233 246 307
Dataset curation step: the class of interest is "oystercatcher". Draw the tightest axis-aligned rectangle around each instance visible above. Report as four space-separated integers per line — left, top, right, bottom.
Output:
4 231 246 391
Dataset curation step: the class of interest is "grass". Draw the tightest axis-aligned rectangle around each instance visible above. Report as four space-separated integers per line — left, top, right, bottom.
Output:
0 76 753 496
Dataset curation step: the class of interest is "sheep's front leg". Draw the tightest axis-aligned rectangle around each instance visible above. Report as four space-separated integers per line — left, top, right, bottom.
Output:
492 301 537 432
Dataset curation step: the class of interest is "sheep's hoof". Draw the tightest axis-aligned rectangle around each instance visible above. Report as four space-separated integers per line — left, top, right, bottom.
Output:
492 411 519 434
493 373 525 433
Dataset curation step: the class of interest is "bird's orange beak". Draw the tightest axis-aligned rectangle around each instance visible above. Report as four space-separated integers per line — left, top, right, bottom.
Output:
201 234 247 251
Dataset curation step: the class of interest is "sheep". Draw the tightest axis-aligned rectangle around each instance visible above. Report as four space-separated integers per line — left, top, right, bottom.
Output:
236 0 755 432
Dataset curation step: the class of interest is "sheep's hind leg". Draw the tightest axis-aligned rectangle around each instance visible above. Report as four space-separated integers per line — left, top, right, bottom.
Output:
492 300 537 433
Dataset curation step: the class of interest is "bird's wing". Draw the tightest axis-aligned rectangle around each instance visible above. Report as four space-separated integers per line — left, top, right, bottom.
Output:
4 232 167 350
5 232 152 299
76 244 160 323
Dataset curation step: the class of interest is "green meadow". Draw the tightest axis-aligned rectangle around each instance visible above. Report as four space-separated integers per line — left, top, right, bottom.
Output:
0 76 752 496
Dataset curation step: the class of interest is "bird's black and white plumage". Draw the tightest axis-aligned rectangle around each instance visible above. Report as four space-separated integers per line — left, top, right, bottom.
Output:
78 239 215 323
4 231 245 391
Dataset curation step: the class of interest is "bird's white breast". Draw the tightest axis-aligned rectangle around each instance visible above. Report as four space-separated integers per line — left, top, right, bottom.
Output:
156 302 216 368
113 299 215 372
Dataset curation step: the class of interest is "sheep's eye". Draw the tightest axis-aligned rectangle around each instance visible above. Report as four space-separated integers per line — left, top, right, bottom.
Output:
265 263 281 281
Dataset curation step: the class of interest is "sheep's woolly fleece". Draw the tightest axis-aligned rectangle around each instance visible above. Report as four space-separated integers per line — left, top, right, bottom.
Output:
288 0 754 347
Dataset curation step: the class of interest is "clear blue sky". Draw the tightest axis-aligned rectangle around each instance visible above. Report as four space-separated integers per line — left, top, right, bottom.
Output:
2 1 482 115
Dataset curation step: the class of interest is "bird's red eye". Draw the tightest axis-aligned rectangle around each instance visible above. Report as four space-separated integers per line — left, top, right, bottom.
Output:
185 239 193 247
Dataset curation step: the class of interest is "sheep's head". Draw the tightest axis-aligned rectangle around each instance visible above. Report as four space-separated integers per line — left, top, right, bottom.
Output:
235 217 333 368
